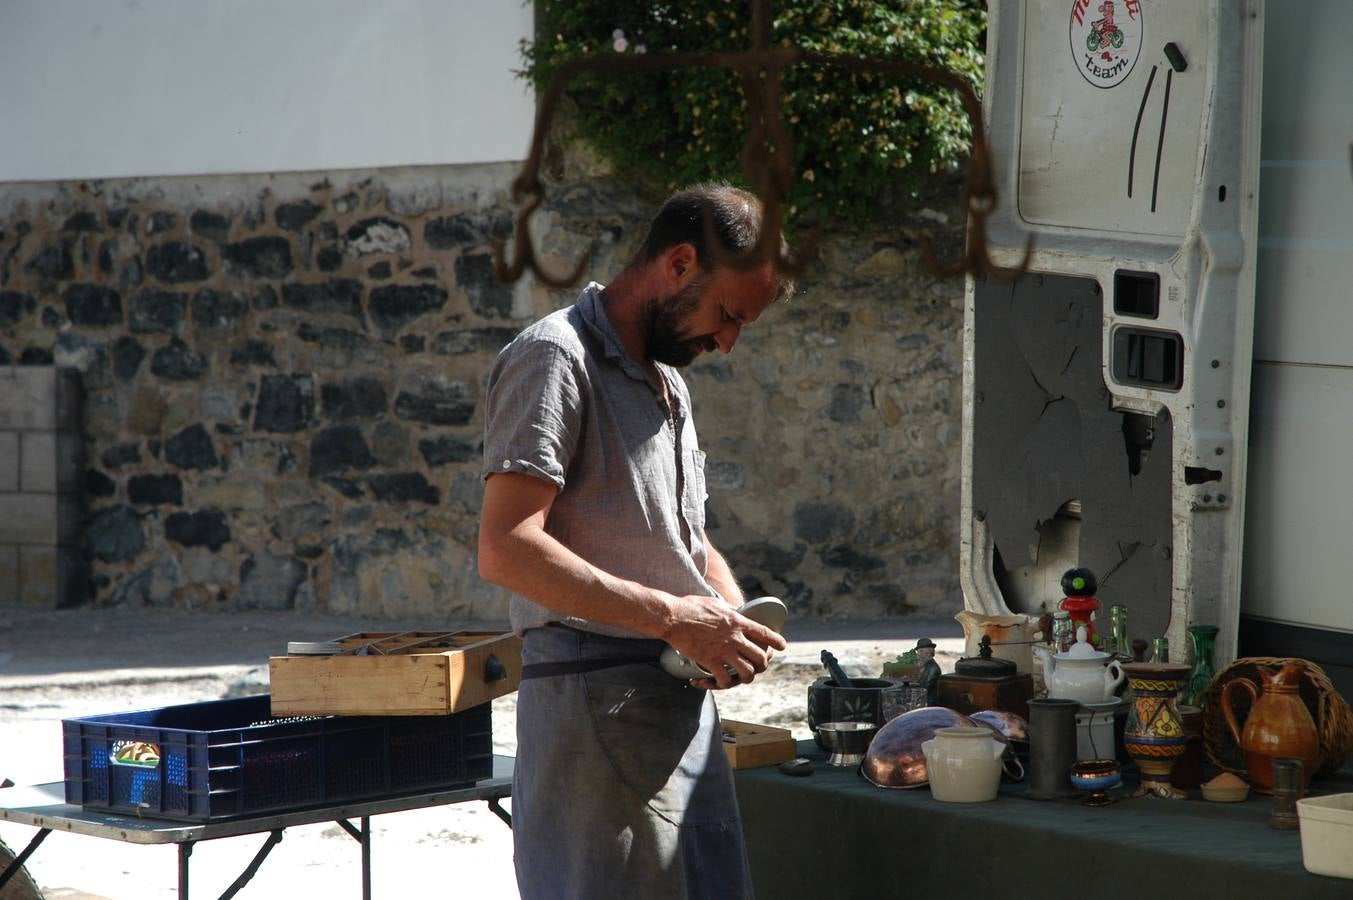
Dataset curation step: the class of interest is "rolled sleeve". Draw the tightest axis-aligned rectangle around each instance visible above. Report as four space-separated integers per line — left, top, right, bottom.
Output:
483 337 583 490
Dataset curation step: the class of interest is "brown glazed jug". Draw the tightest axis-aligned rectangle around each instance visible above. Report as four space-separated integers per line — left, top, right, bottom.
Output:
1222 661 1321 794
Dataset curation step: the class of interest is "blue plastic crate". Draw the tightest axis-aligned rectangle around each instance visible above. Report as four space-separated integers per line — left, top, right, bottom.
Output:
62 694 492 822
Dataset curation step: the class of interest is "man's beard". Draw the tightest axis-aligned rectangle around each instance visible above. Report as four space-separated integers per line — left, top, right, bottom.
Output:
641 276 715 367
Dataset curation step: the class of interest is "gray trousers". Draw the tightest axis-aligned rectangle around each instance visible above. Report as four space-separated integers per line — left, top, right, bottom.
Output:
513 624 754 900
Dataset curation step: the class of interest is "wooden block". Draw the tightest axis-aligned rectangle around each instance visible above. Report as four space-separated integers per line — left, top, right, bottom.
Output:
269 631 522 716
721 719 796 769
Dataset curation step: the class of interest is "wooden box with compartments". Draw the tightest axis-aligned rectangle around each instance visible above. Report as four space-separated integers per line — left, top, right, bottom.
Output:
721 720 797 769
269 631 522 716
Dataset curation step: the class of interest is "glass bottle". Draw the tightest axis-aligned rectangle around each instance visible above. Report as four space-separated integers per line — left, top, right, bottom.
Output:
1149 636 1169 664
1183 624 1219 706
1107 605 1130 658
1051 611 1075 653
1268 757 1304 830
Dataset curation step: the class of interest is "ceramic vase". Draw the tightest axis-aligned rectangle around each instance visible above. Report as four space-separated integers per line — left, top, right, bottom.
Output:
1122 663 1191 799
1221 660 1321 794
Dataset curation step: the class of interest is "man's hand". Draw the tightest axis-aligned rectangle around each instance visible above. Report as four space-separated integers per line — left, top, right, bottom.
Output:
664 594 787 690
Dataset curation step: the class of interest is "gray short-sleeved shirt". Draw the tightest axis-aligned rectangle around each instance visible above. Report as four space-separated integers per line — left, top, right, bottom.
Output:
482 283 715 638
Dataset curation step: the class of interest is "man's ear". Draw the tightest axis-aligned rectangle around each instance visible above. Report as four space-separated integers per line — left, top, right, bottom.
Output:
665 243 698 286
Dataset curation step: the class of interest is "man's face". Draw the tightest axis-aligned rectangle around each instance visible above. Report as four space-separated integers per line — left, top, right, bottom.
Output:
917 647 935 663
643 261 779 367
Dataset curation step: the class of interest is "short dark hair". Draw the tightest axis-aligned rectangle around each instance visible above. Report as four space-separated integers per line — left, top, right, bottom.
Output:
636 183 795 302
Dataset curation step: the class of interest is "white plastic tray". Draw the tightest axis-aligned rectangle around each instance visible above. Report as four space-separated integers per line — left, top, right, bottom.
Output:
1297 792 1353 880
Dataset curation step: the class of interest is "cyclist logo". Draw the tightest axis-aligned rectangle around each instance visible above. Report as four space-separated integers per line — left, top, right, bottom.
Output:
1069 0 1143 88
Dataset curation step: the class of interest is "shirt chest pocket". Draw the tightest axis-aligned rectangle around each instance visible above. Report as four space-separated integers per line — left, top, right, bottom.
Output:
681 448 708 543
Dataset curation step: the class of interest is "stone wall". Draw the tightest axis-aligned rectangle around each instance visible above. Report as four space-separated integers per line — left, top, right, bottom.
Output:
0 159 966 620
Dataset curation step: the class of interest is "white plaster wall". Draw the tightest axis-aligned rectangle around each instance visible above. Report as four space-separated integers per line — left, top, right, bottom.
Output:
0 0 535 182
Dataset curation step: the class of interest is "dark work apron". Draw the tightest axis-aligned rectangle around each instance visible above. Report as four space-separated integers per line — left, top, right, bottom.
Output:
513 624 753 900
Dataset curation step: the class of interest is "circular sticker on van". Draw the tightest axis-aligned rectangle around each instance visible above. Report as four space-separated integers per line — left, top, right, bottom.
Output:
1069 0 1144 88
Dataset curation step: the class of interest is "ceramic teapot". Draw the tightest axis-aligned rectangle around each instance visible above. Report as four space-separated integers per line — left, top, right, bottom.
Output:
1035 626 1125 704
921 726 1005 802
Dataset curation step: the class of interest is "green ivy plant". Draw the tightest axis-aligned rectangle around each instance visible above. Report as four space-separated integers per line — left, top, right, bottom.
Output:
520 0 986 227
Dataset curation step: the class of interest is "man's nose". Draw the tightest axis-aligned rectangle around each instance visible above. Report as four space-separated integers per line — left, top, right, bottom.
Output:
715 322 742 353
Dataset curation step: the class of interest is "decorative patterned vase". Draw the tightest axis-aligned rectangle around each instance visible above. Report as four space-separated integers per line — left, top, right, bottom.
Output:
1122 663 1192 799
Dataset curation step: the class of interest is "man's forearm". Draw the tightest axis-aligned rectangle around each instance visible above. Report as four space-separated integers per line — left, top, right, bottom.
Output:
480 521 681 639
704 540 745 606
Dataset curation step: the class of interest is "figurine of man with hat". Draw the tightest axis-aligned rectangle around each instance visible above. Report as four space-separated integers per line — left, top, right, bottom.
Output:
914 637 941 705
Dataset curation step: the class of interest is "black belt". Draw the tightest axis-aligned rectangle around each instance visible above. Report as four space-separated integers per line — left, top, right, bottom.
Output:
520 655 657 680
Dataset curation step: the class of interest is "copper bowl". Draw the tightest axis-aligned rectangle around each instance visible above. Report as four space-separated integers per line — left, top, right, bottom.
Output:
969 709 1030 745
970 709 1029 781
861 707 977 788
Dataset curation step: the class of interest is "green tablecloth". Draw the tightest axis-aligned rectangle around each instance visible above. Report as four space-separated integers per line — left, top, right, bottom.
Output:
734 741 1353 900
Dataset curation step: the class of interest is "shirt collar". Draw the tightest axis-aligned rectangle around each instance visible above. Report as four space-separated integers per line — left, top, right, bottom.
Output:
577 282 652 383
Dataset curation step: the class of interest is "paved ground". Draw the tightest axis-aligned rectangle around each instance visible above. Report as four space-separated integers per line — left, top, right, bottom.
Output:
0 605 962 899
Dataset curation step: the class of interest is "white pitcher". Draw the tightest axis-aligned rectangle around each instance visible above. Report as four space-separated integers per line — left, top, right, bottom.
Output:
954 610 1035 674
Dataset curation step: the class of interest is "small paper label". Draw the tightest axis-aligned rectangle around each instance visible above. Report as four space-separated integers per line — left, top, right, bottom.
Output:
110 740 161 768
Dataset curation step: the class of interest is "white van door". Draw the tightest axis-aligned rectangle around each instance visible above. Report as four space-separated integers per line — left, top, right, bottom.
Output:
1238 0 1353 691
959 0 1264 664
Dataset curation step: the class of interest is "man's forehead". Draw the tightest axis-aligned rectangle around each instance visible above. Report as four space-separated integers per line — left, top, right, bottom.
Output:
712 263 778 319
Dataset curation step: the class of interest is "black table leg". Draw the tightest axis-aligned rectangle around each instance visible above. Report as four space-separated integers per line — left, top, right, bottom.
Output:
335 817 372 900
488 797 512 828
218 829 284 900
0 827 49 889
362 816 370 900
179 840 193 900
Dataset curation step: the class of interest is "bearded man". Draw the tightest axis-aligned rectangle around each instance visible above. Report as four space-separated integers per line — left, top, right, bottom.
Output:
478 183 792 899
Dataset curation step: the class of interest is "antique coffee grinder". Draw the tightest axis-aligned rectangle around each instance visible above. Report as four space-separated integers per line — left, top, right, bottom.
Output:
936 635 1034 720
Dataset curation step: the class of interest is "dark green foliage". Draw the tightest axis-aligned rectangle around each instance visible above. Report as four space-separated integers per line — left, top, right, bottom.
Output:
520 1 985 226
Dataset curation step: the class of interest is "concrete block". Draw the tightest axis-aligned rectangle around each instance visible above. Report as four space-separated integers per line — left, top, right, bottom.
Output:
0 432 17 491
16 431 82 493
0 544 17 604
0 493 57 544
0 367 82 431
20 431 56 492
0 367 56 430
0 492 83 545
19 544 87 608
